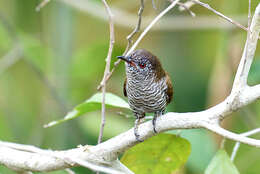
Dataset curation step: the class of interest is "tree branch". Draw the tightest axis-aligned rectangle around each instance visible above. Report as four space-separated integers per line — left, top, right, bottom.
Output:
97 0 115 144
57 0 249 31
230 128 260 161
97 0 145 90
125 0 181 57
191 0 248 31
177 2 196 17
124 0 144 54
1 84 260 172
232 4 260 90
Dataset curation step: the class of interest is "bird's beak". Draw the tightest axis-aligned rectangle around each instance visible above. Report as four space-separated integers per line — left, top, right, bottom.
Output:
117 55 131 63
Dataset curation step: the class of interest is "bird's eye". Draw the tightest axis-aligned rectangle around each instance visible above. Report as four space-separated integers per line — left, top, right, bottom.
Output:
139 63 146 69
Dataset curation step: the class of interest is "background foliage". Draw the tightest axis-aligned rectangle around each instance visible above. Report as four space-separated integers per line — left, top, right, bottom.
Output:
0 0 260 173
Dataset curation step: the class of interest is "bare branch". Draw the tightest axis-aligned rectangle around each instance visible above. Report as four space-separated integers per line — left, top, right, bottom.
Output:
98 0 145 90
126 0 181 57
232 4 260 90
0 143 132 174
95 0 251 89
125 0 145 55
1 82 260 172
248 0 252 27
178 1 195 12
97 0 115 144
191 0 248 31
1 82 260 173
231 128 260 162
57 0 249 31
177 2 196 17
204 124 260 148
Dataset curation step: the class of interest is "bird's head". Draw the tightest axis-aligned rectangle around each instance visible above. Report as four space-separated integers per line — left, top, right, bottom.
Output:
117 49 165 81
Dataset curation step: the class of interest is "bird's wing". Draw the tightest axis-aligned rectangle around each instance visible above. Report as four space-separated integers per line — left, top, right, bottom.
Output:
165 72 173 104
123 77 127 97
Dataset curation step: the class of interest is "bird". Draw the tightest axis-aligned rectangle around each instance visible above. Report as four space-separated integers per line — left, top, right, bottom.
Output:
117 49 173 142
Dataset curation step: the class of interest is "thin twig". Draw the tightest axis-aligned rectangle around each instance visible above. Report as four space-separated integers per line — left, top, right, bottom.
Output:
126 0 181 57
95 0 252 89
97 0 145 90
178 1 195 11
248 0 252 28
191 0 248 31
231 128 260 161
97 0 115 144
58 0 251 31
177 2 196 17
239 0 253 91
125 0 145 55
36 0 51 11
169 0 196 17
236 0 253 90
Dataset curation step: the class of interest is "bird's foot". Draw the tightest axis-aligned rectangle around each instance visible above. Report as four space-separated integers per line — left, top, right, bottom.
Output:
134 131 143 142
134 118 144 142
152 116 158 134
153 126 158 134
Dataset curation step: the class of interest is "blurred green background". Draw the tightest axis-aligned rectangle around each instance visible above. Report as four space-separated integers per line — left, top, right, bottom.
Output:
0 0 260 173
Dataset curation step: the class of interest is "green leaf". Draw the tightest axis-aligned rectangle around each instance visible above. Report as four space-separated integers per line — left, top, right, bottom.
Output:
205 149 240 174
44 92 130 128
171 129 217 173
121 134 191 174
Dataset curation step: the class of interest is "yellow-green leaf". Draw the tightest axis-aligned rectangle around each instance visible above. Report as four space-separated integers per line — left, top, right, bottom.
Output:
121 134 191 174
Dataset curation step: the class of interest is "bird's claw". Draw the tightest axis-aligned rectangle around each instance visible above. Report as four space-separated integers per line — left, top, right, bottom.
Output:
153 126 158 134
134 118 144 142
134 131 143 142
152 116 158 134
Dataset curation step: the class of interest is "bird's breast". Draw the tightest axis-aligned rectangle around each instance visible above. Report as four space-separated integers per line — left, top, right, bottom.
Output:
126 76 167 113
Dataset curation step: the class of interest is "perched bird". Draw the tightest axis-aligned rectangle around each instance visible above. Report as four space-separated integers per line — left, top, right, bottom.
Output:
117 49 173 142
